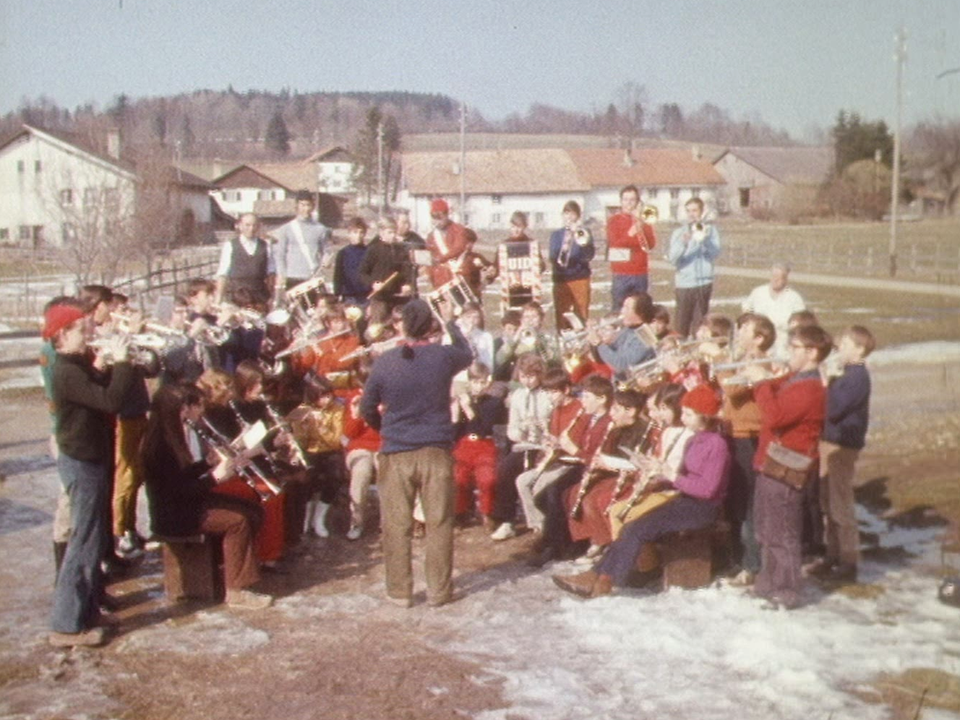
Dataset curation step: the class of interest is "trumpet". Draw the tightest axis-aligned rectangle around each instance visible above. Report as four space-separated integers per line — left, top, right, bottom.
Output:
89 333 166 367
632 205 659 252
710 356 782 385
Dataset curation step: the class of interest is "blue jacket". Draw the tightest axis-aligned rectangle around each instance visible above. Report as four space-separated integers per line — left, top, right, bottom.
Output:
667 224 721 289
548 227 595 282
597 327 656 379
360 322 473 454
823 363 871 449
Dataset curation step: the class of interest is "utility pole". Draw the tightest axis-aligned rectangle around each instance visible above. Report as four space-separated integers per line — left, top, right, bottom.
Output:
889 27 906 278
376 122 384 214
459 103 466 222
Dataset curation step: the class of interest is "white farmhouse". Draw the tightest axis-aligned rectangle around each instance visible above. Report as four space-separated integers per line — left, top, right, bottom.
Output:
0 123 214 249
397 147 726 233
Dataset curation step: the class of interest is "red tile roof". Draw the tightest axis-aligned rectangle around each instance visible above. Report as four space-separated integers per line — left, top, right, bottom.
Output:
402 147 724 195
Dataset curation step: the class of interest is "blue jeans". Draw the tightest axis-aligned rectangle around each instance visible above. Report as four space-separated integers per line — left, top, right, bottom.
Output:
595 495 719 585
611 273 648 312
51 454 111 633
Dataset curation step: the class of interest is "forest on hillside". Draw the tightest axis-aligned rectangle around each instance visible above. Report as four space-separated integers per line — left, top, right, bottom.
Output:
1 87 796 162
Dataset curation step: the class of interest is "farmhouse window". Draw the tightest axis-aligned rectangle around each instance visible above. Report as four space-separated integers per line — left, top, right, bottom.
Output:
35 160 42 173
648 187 660 199
60 189 74 206
491 195 502 205
670 189 680 200
83 188 98 206
19 225 30 240
491 213 502 225
534 212 544 225
0 228 8 241
17 160 25 173
739 188 751 208
691 187 701 198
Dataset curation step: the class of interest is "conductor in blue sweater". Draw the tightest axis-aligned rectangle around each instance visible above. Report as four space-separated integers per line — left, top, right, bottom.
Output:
360 298 473 608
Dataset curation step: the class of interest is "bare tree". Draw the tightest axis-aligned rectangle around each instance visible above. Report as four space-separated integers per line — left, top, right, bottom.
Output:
39 164 137 286
909 118 960 215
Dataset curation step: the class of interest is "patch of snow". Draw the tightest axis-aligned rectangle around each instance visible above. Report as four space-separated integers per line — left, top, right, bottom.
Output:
115 610 270 656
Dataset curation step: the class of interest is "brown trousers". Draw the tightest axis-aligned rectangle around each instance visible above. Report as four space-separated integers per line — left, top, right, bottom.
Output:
818 442 861 566
113 415 148 536
378 447 455 603
200 507 260 590
553 278 591 329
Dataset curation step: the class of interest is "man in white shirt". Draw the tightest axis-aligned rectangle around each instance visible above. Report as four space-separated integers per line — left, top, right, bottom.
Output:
215 213 276 305
741 263 806 359
272 190 330 294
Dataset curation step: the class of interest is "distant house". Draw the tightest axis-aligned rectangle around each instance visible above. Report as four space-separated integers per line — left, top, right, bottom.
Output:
303 145 355 195
210 164 293 218
0 123 213 248
398 147 726 232
712 146 833 217
210 159 350 228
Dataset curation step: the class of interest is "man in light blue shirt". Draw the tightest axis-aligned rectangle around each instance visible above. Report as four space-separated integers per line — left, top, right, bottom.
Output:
667 197 721 338
272 189 330 293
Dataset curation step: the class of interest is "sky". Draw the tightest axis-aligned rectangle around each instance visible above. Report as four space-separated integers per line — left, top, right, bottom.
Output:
1 0 958 141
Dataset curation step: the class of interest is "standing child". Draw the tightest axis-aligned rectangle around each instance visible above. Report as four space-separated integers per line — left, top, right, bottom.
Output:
451 362 508 529
813 325 875 582
743 325 831 609
334 217 371 306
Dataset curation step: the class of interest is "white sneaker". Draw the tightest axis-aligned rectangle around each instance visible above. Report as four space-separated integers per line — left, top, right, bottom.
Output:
116 534 143 559
346 523 362 541
584 543 605 559
225 589 272 610
490 522 516 541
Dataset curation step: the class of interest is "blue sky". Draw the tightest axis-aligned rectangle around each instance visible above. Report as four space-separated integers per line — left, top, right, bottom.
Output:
1 0 957 139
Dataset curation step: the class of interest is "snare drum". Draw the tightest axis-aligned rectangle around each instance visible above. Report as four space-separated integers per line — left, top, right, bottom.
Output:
426 275 479 319
285 276 327 321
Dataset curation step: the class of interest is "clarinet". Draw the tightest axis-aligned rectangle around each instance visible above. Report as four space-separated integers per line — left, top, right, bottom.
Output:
186 418 272 501
197 416 282 497
229 399 284 478
264 401 309 469
570 418 616 520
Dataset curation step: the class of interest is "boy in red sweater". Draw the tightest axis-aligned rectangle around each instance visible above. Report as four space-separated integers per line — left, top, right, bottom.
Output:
742 325 832 609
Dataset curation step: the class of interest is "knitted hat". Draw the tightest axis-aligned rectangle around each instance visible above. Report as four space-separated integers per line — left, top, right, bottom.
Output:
681 383 721 418
430 198 449 215
42 305 85 340
402 298 434 339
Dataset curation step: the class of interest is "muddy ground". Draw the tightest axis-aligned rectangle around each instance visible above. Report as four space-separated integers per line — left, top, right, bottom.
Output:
1 355 958 720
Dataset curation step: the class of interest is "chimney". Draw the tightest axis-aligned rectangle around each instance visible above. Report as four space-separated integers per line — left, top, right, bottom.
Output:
691 145 702 161
106 127 121 160
621 147 635 168
213 157 223 179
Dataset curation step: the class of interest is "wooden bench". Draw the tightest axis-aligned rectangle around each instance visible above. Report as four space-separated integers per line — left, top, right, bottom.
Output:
155 534 223 602
635 521 732 590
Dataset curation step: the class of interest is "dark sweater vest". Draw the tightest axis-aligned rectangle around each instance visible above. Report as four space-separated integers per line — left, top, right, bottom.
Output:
226 237 269 302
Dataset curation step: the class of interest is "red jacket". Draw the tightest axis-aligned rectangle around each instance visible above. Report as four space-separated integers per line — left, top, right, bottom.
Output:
753 370 825 471
606 213 657 275
569 412 614 463
342 389 381 453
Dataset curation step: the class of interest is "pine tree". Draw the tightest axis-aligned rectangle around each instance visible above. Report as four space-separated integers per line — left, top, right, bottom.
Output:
265 110 291 156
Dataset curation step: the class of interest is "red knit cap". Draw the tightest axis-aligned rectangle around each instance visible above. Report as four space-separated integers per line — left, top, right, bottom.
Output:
42 305 85 340
681 383 721 418
430 198 449 215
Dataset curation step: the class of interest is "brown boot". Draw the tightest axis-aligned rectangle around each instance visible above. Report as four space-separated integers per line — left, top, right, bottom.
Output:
552 570 599 598
591 573 613 598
